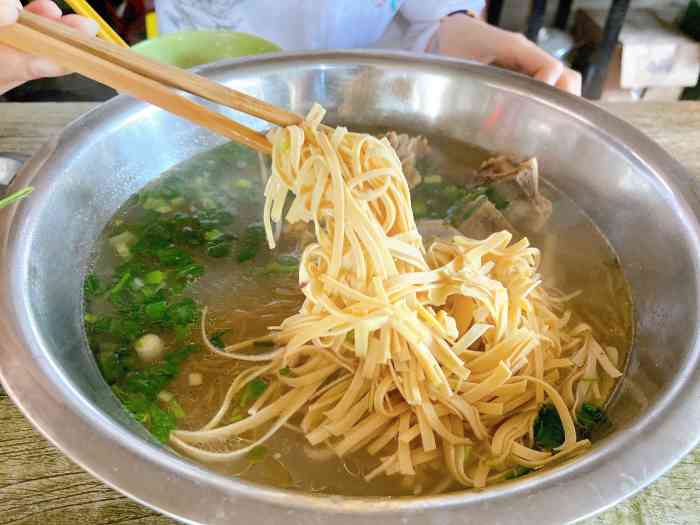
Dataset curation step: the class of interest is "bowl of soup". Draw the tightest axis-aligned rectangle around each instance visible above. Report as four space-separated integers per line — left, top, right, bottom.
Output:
1 51 699 524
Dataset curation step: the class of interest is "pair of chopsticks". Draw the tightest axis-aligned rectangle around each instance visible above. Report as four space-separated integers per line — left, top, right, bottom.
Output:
0 11 302 154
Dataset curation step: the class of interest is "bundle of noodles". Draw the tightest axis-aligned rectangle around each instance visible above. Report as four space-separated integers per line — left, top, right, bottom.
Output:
171 104 622 489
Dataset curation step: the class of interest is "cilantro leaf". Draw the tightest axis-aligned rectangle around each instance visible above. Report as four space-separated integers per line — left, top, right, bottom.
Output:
533 404 565 450
240 378 268 406
238 223 266 262
505 466 532 480
576 403 609 439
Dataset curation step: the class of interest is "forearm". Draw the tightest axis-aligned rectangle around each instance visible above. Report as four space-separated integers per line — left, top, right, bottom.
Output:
428 13 509 62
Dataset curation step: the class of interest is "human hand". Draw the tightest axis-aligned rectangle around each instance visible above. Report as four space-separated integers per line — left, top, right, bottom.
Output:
0 0 98 95
434 14 581 96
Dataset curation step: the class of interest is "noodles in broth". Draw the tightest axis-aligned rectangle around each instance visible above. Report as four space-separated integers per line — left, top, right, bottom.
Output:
168 105 624 489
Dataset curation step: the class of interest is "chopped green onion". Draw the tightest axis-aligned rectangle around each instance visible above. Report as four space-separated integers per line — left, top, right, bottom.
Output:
413 200 428 219
463 445 472 464
143 197 172 213
109 231 137 259
277 255 299 266
156 246 192 267
158 391 174 403
0 187 33 209
279 366 292 377
145 270 165 285
200 197 216 209
264 261 298 274
238 223 265 262
240 378 268 406
97 349 123 384
109 231 137 248
144 300 168 320
204 229 224 241
110 271 132 295
148 406 177 443
247 445 268 462
505 466 532 480
234 178 252 189
423 175 442 184
485 186 510 210
177 263 204 279
206 239 232 258
168 398 186 418
174 325 191 341
115 243 131 258
576 403 609 438
209 330 228 349
533 404 565 450
168 298 198 325
442 185 464 202
84 273 102 298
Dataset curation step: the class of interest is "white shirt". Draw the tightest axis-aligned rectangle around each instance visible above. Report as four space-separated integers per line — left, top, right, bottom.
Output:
154 0 485 53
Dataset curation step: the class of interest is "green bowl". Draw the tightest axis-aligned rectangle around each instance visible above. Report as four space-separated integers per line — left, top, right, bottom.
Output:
131 30 281 69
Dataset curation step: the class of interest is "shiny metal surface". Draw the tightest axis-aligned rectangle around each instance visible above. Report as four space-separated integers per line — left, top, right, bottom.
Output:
1 51 699 525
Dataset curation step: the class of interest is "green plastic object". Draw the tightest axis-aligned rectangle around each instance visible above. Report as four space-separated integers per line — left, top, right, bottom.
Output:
131 30 281 69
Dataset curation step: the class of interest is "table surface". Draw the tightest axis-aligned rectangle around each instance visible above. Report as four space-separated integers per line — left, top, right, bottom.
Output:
0 102 698 525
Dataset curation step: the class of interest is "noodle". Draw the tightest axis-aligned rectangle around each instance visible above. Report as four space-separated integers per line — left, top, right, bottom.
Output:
171 104 622 488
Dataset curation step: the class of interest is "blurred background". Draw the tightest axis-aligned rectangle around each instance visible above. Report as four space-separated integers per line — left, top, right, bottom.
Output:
2 0 699 103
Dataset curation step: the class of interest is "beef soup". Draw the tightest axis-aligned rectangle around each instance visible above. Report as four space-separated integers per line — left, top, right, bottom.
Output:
83 131 632 496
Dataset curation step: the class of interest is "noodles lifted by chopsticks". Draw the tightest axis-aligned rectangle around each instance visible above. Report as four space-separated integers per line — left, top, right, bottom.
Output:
171 104 622 488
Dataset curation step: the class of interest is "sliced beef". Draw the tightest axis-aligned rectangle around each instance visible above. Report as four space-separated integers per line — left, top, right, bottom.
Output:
472 156 552 233
384 131 430 189
417 219 461 247
474 156 521 181
457 199 518 240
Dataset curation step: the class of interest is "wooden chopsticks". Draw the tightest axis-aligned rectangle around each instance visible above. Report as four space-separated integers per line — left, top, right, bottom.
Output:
0 11 303 154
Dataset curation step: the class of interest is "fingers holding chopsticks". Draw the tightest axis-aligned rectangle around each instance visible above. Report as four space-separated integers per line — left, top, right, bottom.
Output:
0 0 98 95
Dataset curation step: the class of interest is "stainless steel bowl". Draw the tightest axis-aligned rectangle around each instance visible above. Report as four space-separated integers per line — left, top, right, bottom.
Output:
1 51 699 525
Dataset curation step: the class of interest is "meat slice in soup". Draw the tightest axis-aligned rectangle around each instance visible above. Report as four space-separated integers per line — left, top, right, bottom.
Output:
416 219 460 246
472 156 552 233
384 131 430 188
457 198 518 239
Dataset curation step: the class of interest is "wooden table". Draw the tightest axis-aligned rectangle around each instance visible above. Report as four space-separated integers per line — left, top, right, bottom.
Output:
0 102 698 525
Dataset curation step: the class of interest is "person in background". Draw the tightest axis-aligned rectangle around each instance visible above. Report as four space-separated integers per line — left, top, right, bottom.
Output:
0 0 98 95
0 1 580 96
155 0 580 95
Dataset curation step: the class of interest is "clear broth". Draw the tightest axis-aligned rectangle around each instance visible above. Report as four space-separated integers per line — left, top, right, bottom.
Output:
86 137 633 497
